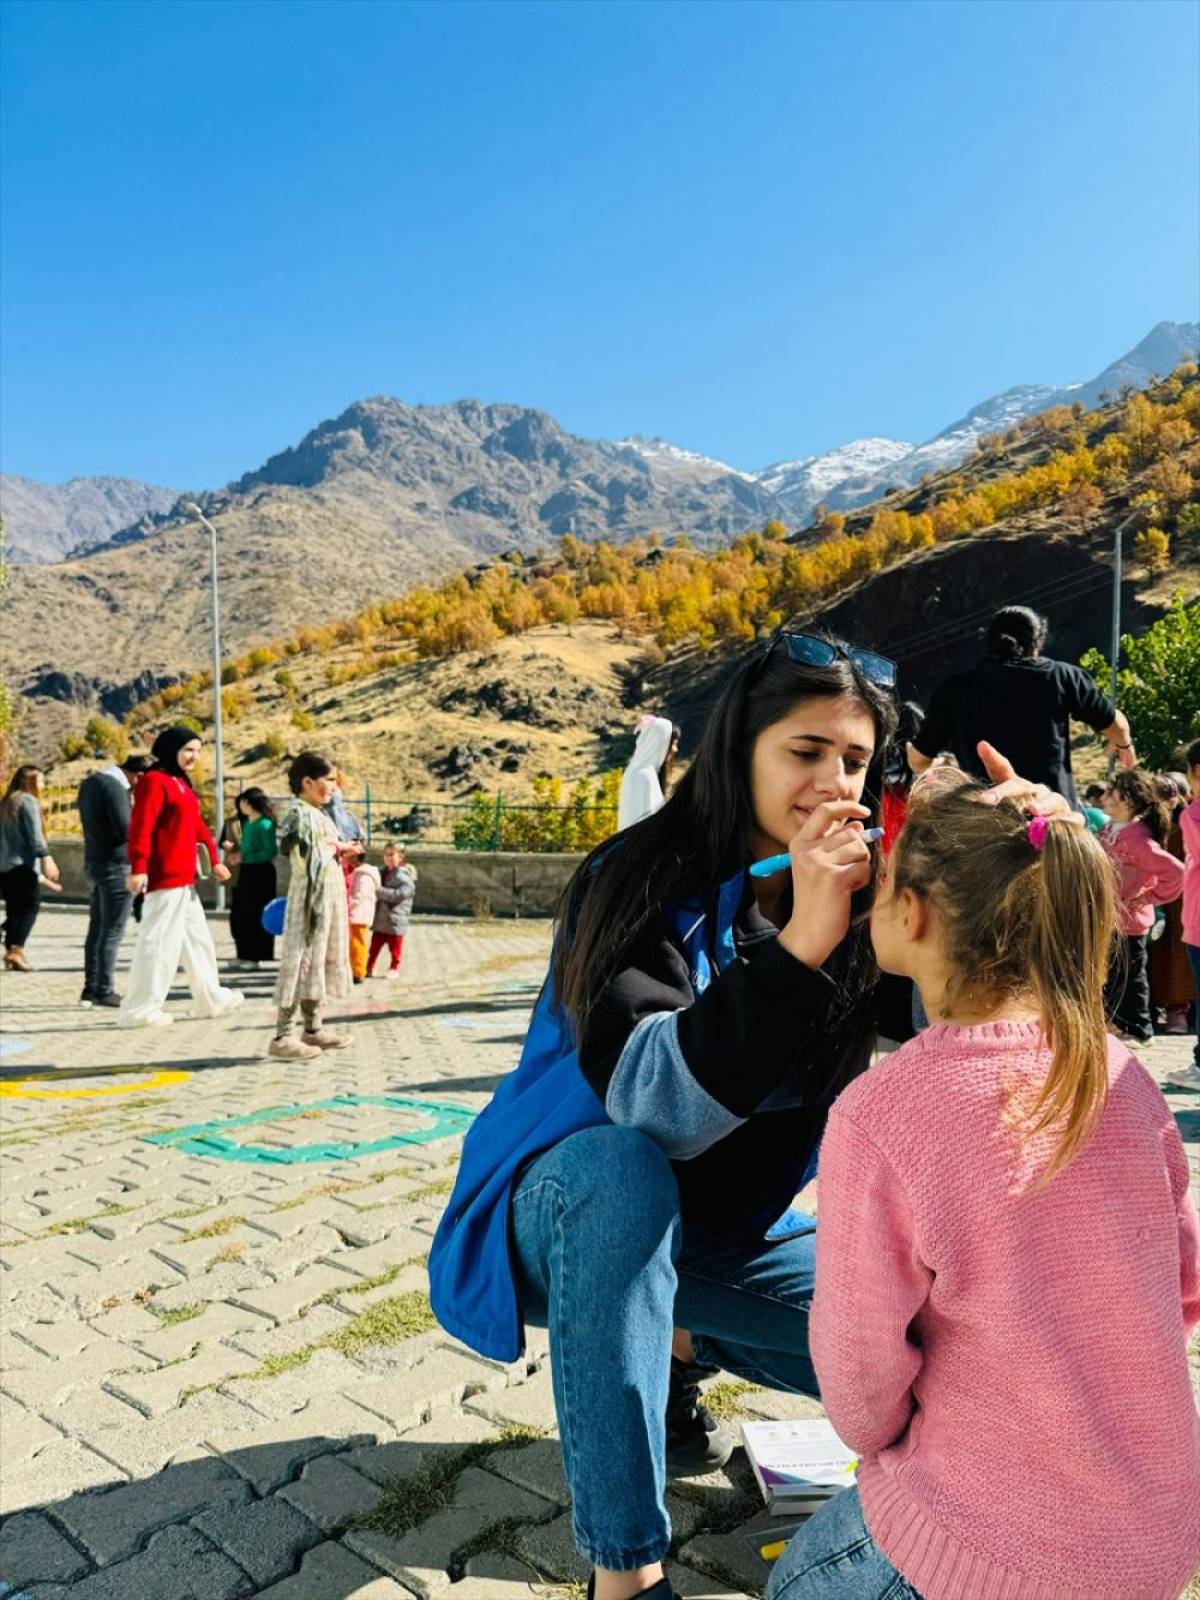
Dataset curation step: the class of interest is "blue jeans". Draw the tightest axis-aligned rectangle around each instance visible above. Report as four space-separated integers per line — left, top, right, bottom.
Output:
510 1124 819 1570
767 1487 922 1600
84 862 133 997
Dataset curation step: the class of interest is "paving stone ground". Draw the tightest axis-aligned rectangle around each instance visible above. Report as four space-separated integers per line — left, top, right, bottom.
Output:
1 904 1198 1600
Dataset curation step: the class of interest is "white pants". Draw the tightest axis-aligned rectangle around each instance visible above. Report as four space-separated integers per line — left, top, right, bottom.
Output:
119 886 240 1023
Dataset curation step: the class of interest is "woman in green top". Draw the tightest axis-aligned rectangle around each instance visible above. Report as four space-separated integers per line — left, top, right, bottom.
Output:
226 788 278 965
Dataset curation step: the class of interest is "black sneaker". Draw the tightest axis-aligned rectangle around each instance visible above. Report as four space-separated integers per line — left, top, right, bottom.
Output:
665 1357 734 1477
586 1577 679 1600
93 993 122 1009
80 988 97 1008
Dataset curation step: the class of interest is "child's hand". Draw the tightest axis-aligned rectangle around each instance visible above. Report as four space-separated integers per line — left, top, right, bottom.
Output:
213 863 232 882
777 800 873 970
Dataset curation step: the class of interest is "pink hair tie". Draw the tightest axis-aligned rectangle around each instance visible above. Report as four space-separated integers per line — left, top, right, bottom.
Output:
1027 815 1050 851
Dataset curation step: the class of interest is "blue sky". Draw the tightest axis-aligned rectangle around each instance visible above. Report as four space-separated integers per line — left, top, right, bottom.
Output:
1 0 1197 489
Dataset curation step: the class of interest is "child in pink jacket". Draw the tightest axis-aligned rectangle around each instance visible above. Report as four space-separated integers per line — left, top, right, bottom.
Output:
347 858 381 984
767 777 1200 1600
1167 736 1200 1090
1099 768 1184 1044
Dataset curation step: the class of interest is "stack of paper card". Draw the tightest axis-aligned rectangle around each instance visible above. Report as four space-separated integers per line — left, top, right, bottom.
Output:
741 1418 858 1515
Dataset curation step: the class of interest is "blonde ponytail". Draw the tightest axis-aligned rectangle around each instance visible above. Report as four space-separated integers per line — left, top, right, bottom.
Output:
1023 819 1115 1181
894 788 1117 1182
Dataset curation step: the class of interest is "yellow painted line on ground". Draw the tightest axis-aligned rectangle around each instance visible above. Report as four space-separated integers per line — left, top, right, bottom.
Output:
0 1070 192 1100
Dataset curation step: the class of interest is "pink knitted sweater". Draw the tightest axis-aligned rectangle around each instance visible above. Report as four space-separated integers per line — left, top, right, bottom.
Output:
811 1020 1200 1600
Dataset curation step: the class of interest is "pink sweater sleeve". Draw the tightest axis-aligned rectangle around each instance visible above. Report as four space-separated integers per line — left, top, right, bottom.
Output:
810 1106 933 1455
1166 1123 1200 1333
1133 831 1185 907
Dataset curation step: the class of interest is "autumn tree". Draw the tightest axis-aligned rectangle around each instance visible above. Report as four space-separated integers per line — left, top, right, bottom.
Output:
1133 527 1170 574
1080 595 1199 768
1060 483 1104 530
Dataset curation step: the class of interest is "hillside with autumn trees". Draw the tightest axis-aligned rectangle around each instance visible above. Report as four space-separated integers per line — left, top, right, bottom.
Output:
33 364 1200 805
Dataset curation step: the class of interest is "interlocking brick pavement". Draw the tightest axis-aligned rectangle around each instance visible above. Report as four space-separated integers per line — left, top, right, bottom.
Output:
2 903 1197 1599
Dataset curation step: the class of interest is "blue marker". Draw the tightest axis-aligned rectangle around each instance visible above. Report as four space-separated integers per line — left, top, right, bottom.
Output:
749 827 884 879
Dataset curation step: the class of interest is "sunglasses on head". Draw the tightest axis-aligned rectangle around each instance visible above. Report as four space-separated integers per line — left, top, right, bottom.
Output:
766 628 898 689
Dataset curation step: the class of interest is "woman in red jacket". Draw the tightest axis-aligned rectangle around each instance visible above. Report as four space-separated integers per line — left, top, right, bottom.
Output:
119 725 243 1027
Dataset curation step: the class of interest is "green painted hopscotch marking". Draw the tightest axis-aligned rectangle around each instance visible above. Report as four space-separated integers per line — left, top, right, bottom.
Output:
142 1093 475 1164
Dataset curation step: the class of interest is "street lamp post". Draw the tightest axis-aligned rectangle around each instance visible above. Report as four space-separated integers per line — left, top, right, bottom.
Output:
1109 504 1140 709
183 502 226 910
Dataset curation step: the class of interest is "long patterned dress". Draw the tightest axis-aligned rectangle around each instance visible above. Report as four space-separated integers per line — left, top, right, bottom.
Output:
274 802 351 1011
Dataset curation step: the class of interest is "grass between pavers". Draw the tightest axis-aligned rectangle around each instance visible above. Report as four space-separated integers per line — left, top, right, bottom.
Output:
239 1284 439 1382
270 1179 362 1211
700 1379 764 1422
352 1421 543 1539
38 1202 141 1238
317 1254 428 1304
181 1214 245 1241
269 1165 431 1216
206 1241 248 1268
147 1301 205 1326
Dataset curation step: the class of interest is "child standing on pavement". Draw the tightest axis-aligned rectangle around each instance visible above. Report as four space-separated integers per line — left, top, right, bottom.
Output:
768 777 1200 1600
347 855 381 983
367 843 416 976
270 752 354 1060
1167 737 1200 1092
1099 768 1185 1045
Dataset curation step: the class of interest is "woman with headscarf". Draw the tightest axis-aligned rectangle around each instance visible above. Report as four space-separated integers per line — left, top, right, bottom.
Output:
617 716 679 832
119 725 243 1027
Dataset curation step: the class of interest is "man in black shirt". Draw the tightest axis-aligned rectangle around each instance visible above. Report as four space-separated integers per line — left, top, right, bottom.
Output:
76 753 151 1006
910 606 1135 805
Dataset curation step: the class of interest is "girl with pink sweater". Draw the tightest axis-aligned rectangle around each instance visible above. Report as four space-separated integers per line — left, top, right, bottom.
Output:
1099 768 1185 1044
1166 736 1200 1092
768 777 1200 1600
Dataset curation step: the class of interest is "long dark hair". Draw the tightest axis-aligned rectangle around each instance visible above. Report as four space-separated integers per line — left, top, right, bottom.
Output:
885 700 924 792
985 605 1047 661
237 786 277 823
1108 768 1171 844
0 765 43 824
552 636 897 1030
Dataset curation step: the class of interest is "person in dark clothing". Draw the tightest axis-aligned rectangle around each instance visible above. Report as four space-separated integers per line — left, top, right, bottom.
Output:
225 788 279 965
429 628 1082 1600
76 754 152 1005
909 605 1135 805
0 766 60 970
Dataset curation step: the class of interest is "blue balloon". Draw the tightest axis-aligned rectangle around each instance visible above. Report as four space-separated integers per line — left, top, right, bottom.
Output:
262 896 288 936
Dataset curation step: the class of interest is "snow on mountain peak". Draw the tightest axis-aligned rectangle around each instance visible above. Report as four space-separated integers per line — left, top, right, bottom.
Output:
615 435 753 481
753 437 914 506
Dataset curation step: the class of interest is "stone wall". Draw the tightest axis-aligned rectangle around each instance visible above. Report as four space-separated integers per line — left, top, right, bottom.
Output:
46 839 574 918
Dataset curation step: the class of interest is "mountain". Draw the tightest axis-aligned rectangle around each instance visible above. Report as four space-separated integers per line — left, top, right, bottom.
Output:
821 320 1200 509
754 438 915 522
224 396 786 548
3 319 1195 740
0 399 794 724
0 474 181 564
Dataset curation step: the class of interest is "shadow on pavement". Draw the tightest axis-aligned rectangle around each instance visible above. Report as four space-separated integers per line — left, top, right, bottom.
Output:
387 1074 507 1096
0 1058 268 1084
0 1429 567 1599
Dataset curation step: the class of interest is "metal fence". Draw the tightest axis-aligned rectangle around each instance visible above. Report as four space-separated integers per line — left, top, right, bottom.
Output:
42 785 618 854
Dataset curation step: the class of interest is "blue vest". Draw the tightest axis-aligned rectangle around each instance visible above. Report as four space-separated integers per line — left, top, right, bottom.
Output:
429 870 749 1361
429 869 819 1360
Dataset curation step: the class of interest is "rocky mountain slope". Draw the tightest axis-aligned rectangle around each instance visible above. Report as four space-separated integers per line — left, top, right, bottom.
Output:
3 322 1195 748
24 365 1199 798
0 474 180 563
820 320 1199 509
